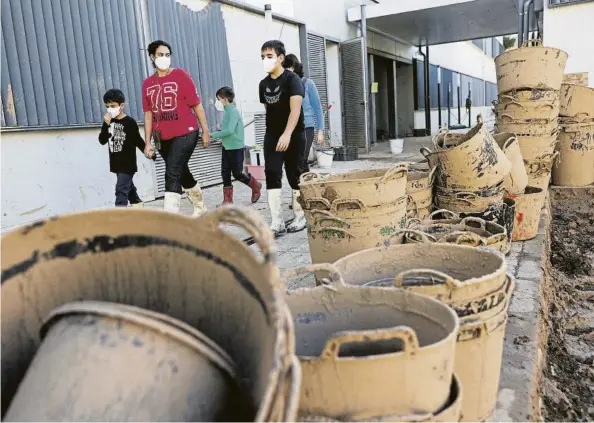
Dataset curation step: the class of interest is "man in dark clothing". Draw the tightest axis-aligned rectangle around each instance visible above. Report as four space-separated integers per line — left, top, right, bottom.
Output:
259 40 307 236
98 89 150 207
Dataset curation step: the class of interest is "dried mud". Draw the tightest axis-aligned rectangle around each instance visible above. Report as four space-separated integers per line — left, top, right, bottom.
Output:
542 190 594 421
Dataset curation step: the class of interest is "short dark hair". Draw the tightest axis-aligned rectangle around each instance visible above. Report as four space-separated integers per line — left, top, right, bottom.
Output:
216 86 235 103
103 89 125 104
261 40 286 57
147 40 172 57
283 54 304 78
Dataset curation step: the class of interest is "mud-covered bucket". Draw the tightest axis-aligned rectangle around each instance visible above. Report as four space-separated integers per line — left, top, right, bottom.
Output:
407 168 435 219
5 302 241 421
435 190 504 214
422 120 511 191
458 198 517 252
494 133 528 194
505 186 547 241
559 84 594 119
552 122 594 186
494 40 568 94
299 164 408 207
497 115 558 136
0 206 299 421
524 152 559 190
283 264 459 421
516 131 559 161
496 89 560 121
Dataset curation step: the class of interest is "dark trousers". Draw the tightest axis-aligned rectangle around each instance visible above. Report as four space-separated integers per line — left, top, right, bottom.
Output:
222 147 251 187
115 173 142 206
159 131 199 194
264 130 307 190
303 127 315 173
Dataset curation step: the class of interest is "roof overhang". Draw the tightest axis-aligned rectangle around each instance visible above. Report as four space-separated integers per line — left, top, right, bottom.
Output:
348 0 534 46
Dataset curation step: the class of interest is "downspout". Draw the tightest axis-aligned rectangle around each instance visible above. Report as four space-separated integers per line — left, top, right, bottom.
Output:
418 46 431 136
517 0 524 46
361 4 371 152
523 0 535 44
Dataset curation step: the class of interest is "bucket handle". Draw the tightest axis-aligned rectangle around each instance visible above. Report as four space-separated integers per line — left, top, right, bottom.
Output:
392 268 463 290
500 113 553 124
300 172 322 184
420 147 433 159
501 135 517 151
282 263 346 289
429 209 459 220
439 231 486 247
379 163 408 183
460 216 488 230
406 217 422 228
406 194 420 219
313 216 351 230
320 326 421 359
304 197 332 211
308 209 334 220
521 38 543 47
311 227 356 242
331 198 366 212
389 229 436 245
208 206 276 265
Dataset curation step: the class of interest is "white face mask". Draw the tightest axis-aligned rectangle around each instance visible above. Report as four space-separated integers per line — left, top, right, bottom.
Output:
154 56 171 71
107 107 120 119
263 57 277 73
215 100 225 112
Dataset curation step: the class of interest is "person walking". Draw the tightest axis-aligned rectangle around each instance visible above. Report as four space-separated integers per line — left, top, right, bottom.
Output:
259 40 307 236
142 40 210 216
212 86 261 205
283 54 325 171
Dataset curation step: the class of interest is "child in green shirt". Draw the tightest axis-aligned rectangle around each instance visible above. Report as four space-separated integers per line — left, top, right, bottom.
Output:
212 86 261 205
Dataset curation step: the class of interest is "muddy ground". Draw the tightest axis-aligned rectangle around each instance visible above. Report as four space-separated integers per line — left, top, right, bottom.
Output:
542 189 594 421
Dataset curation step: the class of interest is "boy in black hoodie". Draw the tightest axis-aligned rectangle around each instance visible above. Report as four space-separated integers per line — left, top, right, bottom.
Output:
99 89 151 207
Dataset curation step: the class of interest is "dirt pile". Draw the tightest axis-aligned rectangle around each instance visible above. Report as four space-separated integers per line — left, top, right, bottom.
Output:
542 188 594 421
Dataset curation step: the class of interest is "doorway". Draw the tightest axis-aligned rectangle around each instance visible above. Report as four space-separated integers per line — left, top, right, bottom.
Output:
372 55 396 141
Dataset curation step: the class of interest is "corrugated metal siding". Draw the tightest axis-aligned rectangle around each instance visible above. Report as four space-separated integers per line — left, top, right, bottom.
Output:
549 0 593 6
0 0 146 127
340 38 368 149
306 33 330 141
254 113 266 147
146 0 234 193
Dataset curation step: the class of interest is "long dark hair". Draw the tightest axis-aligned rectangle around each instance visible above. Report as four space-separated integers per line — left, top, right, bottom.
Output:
283 54 304 78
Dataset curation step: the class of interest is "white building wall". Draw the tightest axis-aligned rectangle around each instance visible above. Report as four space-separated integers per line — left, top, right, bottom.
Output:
428 41 496 83
325 41 344 146
543 1 594 88
1 127 156 233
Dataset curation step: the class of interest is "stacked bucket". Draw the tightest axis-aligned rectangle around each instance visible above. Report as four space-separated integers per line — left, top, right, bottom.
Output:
553 82 594 186
298 164 408 266
406 165 435 220
493 40 569 241
1 207 300 422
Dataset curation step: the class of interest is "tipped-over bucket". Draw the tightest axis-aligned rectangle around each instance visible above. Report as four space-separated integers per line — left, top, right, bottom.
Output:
5 302 241 422
505 186 546 241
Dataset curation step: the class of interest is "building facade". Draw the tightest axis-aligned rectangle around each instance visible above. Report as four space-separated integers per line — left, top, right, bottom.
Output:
1 0 502 232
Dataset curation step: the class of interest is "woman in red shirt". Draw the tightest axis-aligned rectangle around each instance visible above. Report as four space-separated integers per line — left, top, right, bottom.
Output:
142 40 210 216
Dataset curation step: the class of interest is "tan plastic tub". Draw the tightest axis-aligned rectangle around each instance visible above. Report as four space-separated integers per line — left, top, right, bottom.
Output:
0 206 299 422
283 264 459 421
495 41 568 94
559 83 594 119
497 115 558 136
505 186 547 241
5 302 240 422
496 90 560 121
435 190 504 214
516 131 559 161
299 164 408 207
494 133 529 194
524 152 559 190
553 122 594 186
563 72 589 87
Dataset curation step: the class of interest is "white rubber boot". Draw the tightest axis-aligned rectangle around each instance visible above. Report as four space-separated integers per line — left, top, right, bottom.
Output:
164 192 181 214
267 189 286 237
185 185 207 217
287 190 307 233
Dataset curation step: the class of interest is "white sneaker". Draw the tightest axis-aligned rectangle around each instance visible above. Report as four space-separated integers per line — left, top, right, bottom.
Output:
164 192 181 214
185 185 207 217
287 190 307 233
267 189 286 237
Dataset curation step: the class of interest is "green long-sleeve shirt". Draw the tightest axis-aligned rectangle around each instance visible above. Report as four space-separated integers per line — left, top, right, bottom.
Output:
212 104 244 150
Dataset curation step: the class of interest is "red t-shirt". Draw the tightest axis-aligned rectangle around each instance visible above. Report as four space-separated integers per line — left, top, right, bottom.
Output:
142 68 201 140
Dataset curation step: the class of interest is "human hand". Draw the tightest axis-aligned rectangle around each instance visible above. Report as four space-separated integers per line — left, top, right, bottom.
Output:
104 113 111 125
144 144 155 159
316 130 325 145
276 133 291 152
202 132 210 148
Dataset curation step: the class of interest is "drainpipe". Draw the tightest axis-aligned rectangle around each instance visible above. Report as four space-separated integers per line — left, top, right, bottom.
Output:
523 0 535 44
361 4 371 151
418 46 431 136
264 4 272 39
437 66 442 129
517 0 524 46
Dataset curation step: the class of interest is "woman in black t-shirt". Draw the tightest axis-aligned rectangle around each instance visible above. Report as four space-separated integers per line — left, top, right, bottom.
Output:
259 40 307 236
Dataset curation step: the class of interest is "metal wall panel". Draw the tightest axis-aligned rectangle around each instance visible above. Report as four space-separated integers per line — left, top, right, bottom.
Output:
254 113 266 147
549 0 593 6
340 38 368 149
306 33 330 141
0 0 146 127
146 0 234 193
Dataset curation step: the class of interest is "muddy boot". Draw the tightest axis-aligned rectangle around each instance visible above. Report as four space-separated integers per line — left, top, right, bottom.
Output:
220 186 233 206
185 185 207 217
287 190 307 233
248 176 262 203
289 190 294 210
267 189 286 237
131 203 145 208
163 192 181 214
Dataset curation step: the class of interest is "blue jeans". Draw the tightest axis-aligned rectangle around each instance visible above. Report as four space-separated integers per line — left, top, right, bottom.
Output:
222 147 251 187
115 173 142 206
159 131 199 194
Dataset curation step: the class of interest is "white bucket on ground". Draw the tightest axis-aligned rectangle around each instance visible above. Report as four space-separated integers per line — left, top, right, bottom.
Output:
315 148 335 169
390 139 404 155
249 149 265 166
